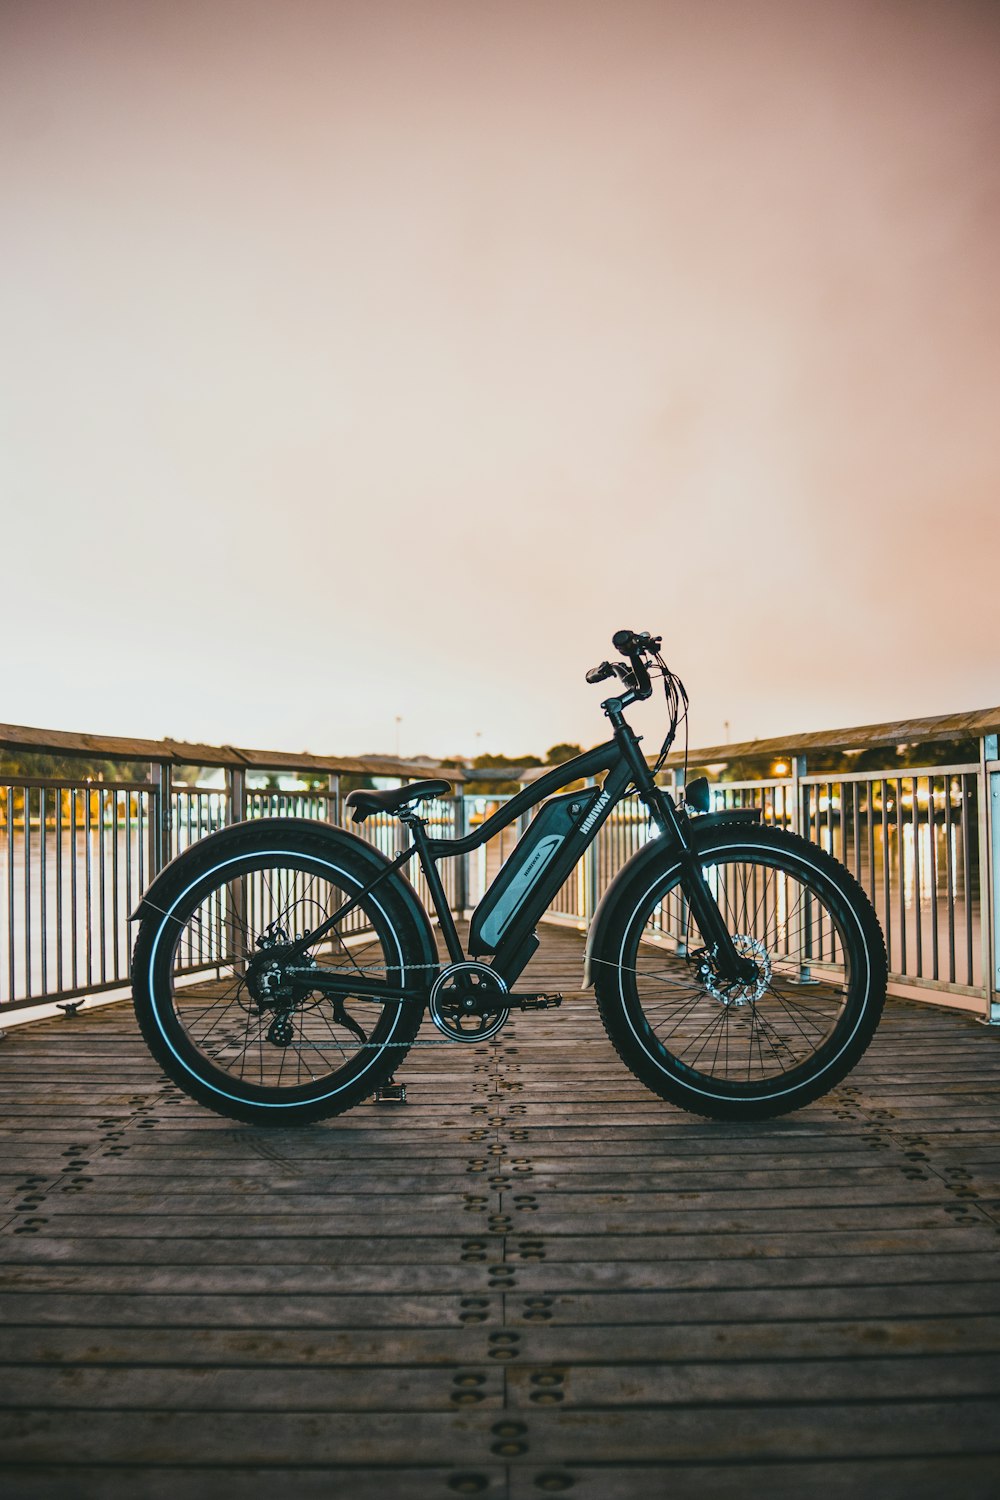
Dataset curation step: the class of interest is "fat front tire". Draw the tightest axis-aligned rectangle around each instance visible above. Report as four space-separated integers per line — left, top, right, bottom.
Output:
131 826 427 1125
593 824 887 1120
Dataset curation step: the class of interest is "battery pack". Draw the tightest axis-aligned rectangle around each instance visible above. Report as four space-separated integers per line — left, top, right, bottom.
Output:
469 787 603 954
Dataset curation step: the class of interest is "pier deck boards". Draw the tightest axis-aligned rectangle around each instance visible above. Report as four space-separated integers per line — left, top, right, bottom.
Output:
0 922 999 1497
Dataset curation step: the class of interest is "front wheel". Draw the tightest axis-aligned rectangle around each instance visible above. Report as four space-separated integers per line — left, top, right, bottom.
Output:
131 826 429 1124
593 824 887 1120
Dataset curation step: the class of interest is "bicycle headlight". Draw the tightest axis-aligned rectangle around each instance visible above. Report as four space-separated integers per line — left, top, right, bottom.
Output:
684 776 711 814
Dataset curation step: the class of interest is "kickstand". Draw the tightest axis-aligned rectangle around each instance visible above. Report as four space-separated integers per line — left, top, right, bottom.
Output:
373 1074 407 1103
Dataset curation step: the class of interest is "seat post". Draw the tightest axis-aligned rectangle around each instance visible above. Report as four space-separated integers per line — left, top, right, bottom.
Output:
402 813 465 964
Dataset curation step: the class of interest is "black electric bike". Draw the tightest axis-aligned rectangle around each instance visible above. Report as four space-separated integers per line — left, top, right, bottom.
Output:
131 630 887 1124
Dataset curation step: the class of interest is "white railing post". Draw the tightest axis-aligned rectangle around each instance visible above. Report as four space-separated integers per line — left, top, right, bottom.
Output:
228 765 246 828
452 787 468 916
979 733 1000 1023
789 755 814 981
790 754 806 836
150 760 172 874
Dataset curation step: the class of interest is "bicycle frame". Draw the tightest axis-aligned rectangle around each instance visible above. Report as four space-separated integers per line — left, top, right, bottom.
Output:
294 707 750 1006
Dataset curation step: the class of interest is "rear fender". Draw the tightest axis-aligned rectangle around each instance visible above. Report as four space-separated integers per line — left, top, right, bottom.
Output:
131 817 439 971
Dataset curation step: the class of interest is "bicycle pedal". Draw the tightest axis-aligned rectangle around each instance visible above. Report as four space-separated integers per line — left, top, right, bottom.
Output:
510 993 563 1011
373 1082 407 1103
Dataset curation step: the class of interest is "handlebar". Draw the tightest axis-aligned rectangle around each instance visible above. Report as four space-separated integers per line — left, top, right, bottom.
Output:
611 629 661 657
586 629 662 699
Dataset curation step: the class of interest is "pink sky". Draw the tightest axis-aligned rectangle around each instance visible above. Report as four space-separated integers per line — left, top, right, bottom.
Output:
3 0 999 761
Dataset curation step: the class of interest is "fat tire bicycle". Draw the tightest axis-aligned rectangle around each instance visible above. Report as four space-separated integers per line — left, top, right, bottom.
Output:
131 630 887 1124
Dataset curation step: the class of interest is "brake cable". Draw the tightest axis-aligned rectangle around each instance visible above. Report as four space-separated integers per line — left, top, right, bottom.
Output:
649 650 690 785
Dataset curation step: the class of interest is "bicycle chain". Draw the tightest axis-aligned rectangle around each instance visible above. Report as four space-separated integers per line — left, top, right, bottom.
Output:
294 960 466 1049
289 959 554 1049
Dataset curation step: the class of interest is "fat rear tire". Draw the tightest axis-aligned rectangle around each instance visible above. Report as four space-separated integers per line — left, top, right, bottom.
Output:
131 825 428 1125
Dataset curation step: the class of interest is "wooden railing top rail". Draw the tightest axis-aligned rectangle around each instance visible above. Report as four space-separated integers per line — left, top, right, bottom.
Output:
516 704 1000 783
662 704 1000 768
4 702 1000 791
0 721 465 783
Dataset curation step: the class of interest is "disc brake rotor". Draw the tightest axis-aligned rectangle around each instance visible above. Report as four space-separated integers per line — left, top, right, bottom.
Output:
698 934 771 1007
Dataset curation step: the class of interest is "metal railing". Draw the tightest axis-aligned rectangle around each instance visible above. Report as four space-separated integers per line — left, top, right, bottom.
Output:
535 738 999 1021
0 726 462 1016
2 779 154 1005
2 713 999 1022
799 766 983 996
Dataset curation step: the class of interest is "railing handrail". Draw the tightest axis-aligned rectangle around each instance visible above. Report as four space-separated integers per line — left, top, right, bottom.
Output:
662 704 1000 767
8 701 1000 789
0 720 465 782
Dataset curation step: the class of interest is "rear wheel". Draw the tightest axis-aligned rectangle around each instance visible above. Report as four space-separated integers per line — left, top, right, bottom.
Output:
594 825 887 1119
132 827 428 1124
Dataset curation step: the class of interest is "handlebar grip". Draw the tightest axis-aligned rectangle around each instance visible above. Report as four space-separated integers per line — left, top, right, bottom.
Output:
611 629 636 654
586 661 615 685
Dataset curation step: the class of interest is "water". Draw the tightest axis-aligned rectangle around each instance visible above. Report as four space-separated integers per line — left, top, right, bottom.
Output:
2 826 149 1004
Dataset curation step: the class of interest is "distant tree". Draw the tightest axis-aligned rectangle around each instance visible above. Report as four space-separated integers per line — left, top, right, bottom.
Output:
685 736 982 785
544 743 583 766
541 743 586 790
0 750 149 782
171 765 206 787
336 773 378 796
892 738 978 770
291 773 335 791
464 752 542 796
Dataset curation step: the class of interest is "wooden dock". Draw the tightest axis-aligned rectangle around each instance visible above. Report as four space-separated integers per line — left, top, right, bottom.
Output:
1 923 999 1497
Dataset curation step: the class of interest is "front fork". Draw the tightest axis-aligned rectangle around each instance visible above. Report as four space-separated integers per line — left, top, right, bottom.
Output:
675 847 757 982
644 788 757 985
608 708 756 988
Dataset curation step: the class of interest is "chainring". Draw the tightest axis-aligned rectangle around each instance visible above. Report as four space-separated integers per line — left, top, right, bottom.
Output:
428 961 510 1043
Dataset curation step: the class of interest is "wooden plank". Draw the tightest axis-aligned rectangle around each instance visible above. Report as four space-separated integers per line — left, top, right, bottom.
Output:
0 1364 504 1410
3 1279 1000 1326
510 1458 1000 1500
0 1315 996 1366
1 1400 999 1465
1 1472 509 1500
3 1253 999 1293
2 1460 997 1500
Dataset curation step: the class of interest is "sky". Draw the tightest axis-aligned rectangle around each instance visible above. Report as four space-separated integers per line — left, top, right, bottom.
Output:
2 0 999 763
